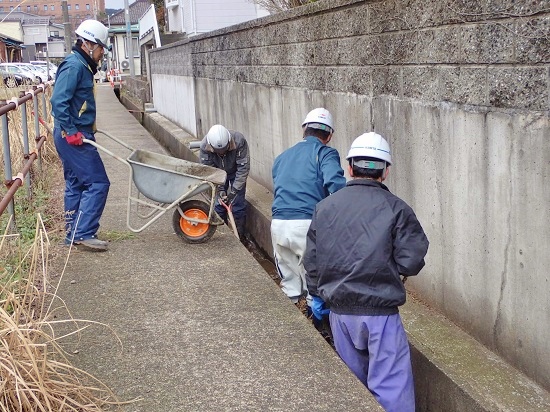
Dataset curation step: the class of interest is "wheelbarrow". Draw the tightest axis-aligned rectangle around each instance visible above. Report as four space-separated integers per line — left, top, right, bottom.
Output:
84 130 227 243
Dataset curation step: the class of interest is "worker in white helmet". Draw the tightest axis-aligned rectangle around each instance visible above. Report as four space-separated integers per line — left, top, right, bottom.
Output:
304 132 429 412
199 124 250 240
51 19 111 251
271 108 346 307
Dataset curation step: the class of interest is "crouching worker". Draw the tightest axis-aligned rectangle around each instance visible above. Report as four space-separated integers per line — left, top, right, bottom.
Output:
199 125 250 240
304 132 429 412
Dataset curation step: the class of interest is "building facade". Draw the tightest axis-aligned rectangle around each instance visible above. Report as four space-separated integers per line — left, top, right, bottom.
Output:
0 0 106 27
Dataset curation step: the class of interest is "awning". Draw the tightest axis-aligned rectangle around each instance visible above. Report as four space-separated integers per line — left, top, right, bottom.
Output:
1 38 23 48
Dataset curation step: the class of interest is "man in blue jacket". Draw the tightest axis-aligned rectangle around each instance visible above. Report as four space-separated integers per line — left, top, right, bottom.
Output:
304 132 429 412
51 19 110 251
271 108 346 304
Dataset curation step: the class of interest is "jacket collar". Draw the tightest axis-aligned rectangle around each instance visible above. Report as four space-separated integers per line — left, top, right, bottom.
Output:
347 178 390 192
72 45 98 74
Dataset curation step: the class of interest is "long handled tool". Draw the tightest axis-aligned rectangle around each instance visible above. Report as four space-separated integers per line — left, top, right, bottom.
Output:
219 199 239 239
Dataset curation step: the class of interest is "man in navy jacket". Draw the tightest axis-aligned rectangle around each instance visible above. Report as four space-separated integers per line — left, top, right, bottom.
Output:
304 132 429 412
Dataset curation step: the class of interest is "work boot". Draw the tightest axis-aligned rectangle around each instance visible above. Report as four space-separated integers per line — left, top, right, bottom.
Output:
73 237 108 251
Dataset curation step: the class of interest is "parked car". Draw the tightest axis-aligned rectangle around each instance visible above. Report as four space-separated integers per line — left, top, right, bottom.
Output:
30 60 58 76
0 69 26 88
0 63 36 85
16 63 48 83
20 63 53 82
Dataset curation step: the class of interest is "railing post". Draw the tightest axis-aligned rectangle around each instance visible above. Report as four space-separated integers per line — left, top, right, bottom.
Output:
40 88 48 127
31 86 42 172
1 101 16 230
19 91 32 198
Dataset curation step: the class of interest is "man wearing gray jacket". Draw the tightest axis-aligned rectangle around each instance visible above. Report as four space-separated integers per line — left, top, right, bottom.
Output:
200 124 250 240
304 132 429 412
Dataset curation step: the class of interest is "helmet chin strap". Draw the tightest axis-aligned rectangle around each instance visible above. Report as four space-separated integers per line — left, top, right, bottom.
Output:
85 41 99 57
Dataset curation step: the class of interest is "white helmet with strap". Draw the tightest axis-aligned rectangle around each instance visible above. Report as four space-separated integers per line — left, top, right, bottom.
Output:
346 132 392 169
206 125 231 151
302 108 334 133
76 19 109 49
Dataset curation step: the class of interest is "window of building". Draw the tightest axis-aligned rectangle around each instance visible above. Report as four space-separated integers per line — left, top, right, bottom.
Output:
50 31 59 37
86 3 90 10
50 4 54 10
16 5 20 10
9 6 13 10
33 4 37 11
43 5 47 10
75 4 79 9
67 4 71 9
124 36 140 58
26 4 29 10
0 7 3 11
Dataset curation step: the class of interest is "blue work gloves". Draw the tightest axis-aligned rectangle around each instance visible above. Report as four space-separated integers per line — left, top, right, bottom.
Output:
226 188 238 205
310 295 330 320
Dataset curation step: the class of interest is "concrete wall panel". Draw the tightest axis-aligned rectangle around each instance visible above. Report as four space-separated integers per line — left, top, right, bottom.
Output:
152 74 197 136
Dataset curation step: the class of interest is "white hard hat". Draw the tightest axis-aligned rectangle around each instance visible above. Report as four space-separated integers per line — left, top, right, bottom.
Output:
206 125 231 151
302 108 334 133
346 132 392 165
76 19 109 49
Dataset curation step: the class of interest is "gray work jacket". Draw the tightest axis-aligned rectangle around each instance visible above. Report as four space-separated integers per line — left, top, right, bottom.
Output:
199 130 250 192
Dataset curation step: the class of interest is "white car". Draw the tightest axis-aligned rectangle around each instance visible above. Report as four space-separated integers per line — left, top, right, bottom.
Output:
0 63 35 85
16 63 49 83
30 61 58 76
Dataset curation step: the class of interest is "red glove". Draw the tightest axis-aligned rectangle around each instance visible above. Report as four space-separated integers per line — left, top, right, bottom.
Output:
66 132 84 146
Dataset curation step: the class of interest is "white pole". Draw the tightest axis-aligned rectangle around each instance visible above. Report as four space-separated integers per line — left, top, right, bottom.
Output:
124 0 134 77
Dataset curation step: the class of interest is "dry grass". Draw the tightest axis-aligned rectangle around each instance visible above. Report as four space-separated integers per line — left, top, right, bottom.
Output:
0 83 58 180
0 216 128 411
0 83 131 410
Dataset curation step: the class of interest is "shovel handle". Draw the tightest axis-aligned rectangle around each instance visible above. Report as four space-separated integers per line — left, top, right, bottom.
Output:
220 200 239 239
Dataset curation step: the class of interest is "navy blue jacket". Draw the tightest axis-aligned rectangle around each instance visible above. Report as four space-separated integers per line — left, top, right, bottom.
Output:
304 179 429 315
272 136 346 220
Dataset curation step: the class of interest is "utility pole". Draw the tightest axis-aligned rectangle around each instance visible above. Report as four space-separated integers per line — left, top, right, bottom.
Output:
62 0 72 56
124 0 135 77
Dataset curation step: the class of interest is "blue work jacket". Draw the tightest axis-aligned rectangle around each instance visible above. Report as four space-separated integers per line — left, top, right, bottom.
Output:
51 50 97 136
272 136 346 220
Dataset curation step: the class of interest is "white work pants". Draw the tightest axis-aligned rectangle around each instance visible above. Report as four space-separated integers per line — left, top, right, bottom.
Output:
271 219 311 303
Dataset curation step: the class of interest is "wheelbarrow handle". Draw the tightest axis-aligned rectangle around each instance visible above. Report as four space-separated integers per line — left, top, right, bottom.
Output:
83 138 131 167
95 129 136 151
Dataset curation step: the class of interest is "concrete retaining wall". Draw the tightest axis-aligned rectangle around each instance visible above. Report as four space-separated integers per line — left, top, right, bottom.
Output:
147 0 550 392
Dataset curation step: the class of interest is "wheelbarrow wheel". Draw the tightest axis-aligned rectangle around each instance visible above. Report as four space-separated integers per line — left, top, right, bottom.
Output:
173 200 217 243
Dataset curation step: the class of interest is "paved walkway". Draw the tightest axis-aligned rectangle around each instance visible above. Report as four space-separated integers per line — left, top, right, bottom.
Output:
56 84 380 411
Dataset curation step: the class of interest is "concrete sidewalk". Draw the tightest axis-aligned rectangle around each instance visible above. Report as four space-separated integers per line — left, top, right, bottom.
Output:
55 85 380 411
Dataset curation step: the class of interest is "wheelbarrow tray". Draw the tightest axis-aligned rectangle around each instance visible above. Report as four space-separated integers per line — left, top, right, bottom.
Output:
127 149 226 204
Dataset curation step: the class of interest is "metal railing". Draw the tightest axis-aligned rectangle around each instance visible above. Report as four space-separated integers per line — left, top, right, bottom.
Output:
0 83 53 229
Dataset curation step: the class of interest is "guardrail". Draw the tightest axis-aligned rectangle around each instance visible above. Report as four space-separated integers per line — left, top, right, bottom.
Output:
0 83 53 229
